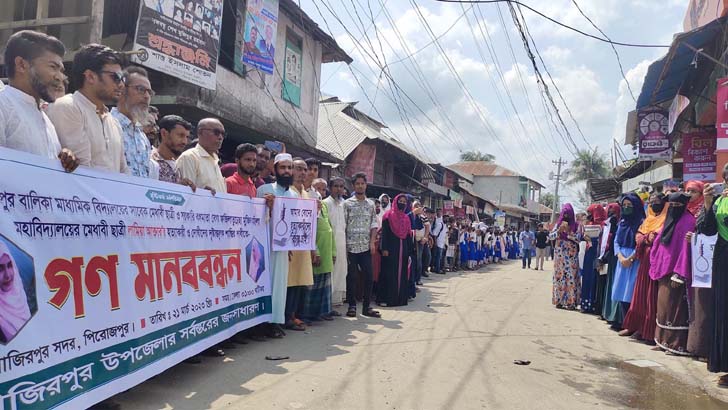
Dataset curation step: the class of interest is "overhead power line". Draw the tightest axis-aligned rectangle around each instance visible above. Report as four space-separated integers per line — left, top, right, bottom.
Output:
570 0 637 102
435 0 669 48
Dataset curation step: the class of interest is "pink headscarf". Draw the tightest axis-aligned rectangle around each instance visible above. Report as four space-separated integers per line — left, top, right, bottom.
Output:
382 194 412 239
0 242 30 342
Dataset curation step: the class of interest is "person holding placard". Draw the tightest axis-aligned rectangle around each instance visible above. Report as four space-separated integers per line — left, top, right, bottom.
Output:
650 186 702 356
620 193 667 342
257 153 298 338
697 165 728 386
580 204 607 313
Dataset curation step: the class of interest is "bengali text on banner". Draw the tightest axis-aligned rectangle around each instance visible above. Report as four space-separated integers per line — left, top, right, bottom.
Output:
0 148 271 410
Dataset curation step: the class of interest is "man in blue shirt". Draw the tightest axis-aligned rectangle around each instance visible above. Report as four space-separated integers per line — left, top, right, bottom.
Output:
519 223 536 269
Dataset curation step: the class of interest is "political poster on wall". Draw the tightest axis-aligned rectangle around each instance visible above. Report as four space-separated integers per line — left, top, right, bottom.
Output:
0 148 271 409
637 106 671 161
131 0 224 90
682 131 717 181
241 0 279 74
692 233 717 288
271 197 317 251
282 38 303 106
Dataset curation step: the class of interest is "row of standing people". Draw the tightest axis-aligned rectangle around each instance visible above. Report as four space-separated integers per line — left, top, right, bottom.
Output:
552 175 728 387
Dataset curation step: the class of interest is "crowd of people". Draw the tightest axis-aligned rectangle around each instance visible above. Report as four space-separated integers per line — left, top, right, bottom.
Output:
551 178 728 387
0 29 553 352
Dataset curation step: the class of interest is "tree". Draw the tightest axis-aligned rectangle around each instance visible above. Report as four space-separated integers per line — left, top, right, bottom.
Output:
539 192 555 209
460 150 495 162
564 148 611 185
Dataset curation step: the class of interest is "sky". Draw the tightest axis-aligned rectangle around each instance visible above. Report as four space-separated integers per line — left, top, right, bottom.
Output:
297 0 689 208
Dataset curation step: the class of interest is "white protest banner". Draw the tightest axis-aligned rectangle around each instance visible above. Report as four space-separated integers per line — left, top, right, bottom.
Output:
271 196 317 251
692 233 717 288
0 148 271 410
598 221 611 259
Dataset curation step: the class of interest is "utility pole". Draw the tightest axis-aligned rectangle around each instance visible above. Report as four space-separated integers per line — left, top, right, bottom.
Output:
550 158 567 223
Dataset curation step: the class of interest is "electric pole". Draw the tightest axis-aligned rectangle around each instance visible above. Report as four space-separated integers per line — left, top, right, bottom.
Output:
550 158 567 223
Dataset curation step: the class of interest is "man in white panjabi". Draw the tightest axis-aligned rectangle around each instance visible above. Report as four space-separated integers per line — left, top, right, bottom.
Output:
324 177 347 309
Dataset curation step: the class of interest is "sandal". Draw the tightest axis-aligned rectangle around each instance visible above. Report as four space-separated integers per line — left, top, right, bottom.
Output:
362 308 381 318
718 375 728 387
284 321 306 331
329 310 342 317
320 315 334 321
346 307 357 317
618 329 633 337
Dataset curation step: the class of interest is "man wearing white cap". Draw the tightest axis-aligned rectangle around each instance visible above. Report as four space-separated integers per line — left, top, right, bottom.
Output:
257 153 298 337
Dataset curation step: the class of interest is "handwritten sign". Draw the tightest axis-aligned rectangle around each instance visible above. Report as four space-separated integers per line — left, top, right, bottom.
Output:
692 233 717 288
0 148 271 410
271 196 317 251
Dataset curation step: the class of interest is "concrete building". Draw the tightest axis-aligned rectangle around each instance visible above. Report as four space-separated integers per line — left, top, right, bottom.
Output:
448 161 544 227
0 0 351 162
316 96 435 197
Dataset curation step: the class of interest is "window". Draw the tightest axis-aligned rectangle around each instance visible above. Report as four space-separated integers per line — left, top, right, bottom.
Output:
282 28 302 106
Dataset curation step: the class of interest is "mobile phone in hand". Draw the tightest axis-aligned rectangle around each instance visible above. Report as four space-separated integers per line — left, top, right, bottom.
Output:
713 183 725 195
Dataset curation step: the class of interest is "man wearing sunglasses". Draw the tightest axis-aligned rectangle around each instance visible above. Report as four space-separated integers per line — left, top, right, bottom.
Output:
111 66 153 178
47 44 129 174
176 118 227 194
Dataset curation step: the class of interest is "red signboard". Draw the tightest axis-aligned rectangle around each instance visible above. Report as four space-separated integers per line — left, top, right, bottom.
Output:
682 131 717 181
455 207 465 217
443 201 454 216
716 78 728 152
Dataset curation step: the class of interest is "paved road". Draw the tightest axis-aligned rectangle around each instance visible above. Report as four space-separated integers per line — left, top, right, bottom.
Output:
114 260 728 410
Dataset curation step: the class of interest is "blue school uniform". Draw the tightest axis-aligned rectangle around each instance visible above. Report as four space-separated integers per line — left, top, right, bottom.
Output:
494 238 502 259
460 234 469 264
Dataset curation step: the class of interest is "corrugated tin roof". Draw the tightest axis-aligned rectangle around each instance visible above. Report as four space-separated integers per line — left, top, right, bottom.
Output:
448 161 544 188
448 161 520 177
539 204 553 214
443 165 474 183
316 101 432 166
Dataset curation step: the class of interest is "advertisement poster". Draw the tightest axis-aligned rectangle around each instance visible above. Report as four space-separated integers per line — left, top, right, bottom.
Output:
132 0 224 89
692 234 717 288
716 78 728 151
638 107 671 161
242 0 279 74
443 201 454 216
271 197 317 251
682 131 717 181
282 39 303 106
0 149 271 409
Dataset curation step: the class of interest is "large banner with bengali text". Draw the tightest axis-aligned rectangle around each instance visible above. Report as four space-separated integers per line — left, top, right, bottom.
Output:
0 148 271 409
132 0 224 89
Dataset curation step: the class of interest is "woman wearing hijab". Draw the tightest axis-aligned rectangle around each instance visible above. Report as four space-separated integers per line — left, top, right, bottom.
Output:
553 203 581 310
0 242 30 343
581 204 607 313
379 194 414 307
682 181 712 358
697 166 728 385
611 194 646 318
600 203 623 325
650 188 699 355
620 193 667 340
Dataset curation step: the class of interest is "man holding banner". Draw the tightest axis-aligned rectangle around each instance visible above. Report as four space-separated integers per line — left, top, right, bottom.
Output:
257 153 298 337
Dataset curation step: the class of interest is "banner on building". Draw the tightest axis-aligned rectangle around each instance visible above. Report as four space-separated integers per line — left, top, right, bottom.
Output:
716 78 728 151
271 197 317 251
241 0 279 74
132 0 223 90
0 149 271 410
443 201 454 216
638 107 671 161
682 131 717 181
282 38 303 106
668 94 690 134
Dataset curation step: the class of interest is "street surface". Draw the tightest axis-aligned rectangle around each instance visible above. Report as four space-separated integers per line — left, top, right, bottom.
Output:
114 261 728 410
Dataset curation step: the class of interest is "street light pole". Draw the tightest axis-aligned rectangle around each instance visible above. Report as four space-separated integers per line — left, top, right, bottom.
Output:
550 158 567 223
